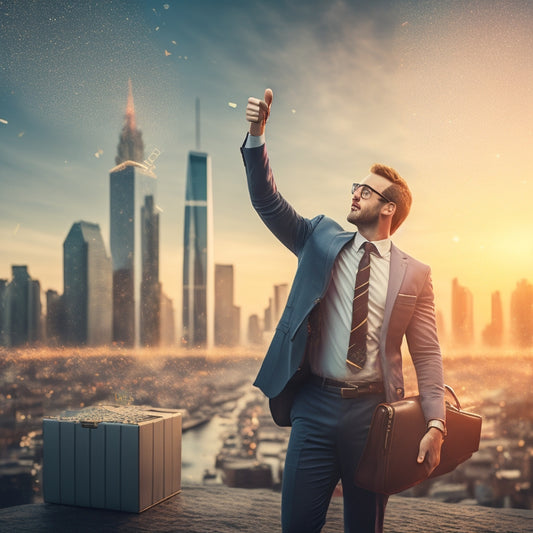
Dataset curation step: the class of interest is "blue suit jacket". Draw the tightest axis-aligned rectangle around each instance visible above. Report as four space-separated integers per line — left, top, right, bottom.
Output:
241 139 445 424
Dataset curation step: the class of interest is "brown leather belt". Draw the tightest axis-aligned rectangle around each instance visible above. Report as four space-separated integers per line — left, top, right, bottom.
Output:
310 374 385 399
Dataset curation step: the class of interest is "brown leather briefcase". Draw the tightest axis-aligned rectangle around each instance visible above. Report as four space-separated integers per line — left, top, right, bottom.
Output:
354 385 482 495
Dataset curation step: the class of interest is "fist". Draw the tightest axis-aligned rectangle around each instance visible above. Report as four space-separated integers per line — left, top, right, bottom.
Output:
246 88 273 136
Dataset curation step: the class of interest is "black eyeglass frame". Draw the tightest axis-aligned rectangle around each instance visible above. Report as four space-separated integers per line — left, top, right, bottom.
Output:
351 183 393 203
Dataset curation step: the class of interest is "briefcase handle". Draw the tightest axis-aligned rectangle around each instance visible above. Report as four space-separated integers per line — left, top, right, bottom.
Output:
444 384 461 410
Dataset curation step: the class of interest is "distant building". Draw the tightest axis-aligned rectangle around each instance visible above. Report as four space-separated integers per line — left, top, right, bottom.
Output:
160 291 176 347
63 221 112 346
451 278 474 345
140 195 160 347
510 279 533 347
264 297 273 332
247 314 263 345
0 279 7 346
2 266 42 347
28 280 42 344
260 284 289 335
482 291 504 346
45 289 64 346
273 284 289 325
182 151 214 348
214 264 240 346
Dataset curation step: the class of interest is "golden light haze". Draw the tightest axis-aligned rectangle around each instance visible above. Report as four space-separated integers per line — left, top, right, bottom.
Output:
218 4 533 339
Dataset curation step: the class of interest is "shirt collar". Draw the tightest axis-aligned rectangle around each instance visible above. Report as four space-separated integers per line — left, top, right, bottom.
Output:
354 232 391 257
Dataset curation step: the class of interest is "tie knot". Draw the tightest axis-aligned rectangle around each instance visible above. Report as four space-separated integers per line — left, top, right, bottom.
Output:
362 241 378 256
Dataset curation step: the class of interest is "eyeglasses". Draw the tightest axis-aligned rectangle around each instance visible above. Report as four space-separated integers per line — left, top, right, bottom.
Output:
351 183 392 203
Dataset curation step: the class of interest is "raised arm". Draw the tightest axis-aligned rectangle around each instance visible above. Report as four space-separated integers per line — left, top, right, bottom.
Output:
242 89 316 255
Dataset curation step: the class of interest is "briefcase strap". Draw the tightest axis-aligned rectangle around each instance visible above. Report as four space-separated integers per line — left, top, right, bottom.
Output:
444 384 461 410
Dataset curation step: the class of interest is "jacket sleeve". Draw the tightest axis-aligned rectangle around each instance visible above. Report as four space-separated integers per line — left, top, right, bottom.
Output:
405 268 446 423
241 138 314 256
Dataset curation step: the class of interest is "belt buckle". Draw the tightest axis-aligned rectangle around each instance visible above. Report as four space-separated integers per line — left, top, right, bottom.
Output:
341 386 359 399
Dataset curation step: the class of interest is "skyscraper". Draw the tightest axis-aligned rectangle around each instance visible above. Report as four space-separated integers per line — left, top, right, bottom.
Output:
45 289 63 346
214 264 240 346
109 81 159 346
510 279 533 347
2 266 41 347
63 221 112 346
273 283 289 325
28 279 42 344
451 277 474 345
140 194 160 346
160 291 176 346
0 279 8 346
182 151 214 348
247 314 263 345
482 291 504 346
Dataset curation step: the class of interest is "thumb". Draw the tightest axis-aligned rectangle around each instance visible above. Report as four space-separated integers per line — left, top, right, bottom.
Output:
264 88 273 108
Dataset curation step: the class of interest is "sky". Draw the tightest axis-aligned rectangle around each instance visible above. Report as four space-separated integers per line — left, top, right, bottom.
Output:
1 0 532 343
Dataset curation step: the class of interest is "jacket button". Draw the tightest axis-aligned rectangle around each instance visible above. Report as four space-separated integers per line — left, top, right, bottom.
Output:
396 388 404 397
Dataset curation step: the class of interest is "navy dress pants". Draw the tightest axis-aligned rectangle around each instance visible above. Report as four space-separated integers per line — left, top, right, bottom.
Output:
281 380 387 533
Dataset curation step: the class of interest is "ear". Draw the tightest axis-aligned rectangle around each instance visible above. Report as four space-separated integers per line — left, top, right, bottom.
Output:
381 202 396 216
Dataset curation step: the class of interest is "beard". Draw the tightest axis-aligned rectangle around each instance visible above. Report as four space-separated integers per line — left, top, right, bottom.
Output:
346 203 381 228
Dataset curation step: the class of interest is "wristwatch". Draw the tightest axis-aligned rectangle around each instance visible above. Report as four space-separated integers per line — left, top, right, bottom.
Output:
427 419 446 436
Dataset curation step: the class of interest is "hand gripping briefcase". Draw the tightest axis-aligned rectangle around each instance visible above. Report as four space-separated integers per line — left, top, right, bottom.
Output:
354 385 482 495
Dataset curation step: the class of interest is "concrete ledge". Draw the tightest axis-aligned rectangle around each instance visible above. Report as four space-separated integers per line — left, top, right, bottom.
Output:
0 485 532 532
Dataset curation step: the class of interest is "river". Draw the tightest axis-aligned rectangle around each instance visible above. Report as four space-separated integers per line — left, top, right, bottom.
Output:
181 384 264 485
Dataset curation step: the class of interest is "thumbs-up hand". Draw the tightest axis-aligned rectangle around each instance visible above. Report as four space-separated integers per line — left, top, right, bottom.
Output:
246 88 273 136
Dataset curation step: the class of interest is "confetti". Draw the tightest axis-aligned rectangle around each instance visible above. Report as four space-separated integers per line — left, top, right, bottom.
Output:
0 118 8 125
228 102 237 108
165 49 172 56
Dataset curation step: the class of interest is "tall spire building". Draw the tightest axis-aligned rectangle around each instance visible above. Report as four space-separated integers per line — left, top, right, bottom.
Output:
109 81 159 346
182 100 214 348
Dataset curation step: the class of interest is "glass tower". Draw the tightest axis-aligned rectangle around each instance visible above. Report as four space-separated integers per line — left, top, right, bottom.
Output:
63 221 112 345
140 194 160 347
182 151 214 348
110 161 156 346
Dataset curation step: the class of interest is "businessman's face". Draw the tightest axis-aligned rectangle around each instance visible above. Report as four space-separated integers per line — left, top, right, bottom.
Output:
347 174 391 227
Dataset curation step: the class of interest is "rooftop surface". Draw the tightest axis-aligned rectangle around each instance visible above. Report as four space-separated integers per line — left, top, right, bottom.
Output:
0 485 531 532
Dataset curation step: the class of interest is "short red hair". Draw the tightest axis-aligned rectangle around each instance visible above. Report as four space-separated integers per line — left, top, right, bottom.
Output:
370 163 412 234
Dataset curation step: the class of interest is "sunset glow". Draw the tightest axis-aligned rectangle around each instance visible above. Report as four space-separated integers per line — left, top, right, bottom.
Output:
0 0 532 345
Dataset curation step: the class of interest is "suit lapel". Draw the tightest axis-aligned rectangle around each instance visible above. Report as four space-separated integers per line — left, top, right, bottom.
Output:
381 244 408 342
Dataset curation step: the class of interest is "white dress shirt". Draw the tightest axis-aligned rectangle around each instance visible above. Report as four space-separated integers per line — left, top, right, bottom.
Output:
308 233 391 382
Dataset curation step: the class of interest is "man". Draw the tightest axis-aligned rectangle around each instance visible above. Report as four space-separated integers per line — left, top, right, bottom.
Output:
241 88 445 533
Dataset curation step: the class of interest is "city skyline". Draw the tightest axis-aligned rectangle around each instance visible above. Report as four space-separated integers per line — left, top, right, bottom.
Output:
1 1 533 338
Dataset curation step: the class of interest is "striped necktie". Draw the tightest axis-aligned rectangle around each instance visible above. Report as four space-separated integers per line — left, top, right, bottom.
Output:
347 241 378 370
